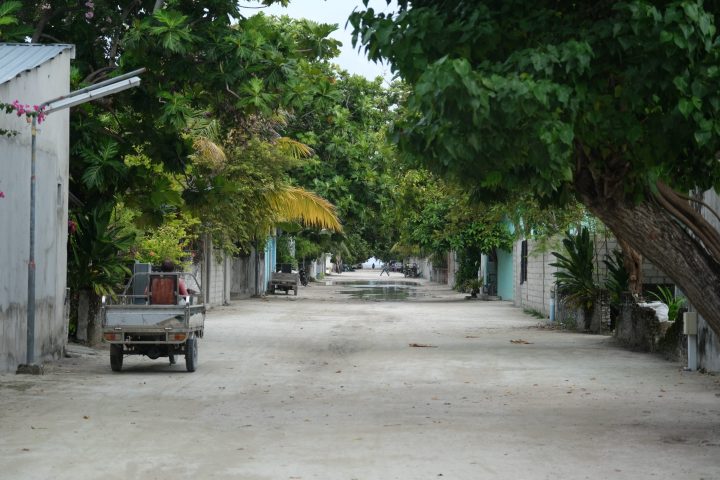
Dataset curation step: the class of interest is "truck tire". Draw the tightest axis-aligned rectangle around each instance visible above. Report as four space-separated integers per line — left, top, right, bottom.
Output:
185 337 198 372
110 344 123 372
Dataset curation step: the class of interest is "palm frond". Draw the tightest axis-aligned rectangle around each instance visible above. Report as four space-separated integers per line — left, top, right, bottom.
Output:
276 137 314 160
265 186 342 232
550 227 597 311
191 136 227 171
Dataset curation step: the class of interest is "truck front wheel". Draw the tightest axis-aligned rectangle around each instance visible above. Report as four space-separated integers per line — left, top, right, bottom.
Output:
110 344 123 372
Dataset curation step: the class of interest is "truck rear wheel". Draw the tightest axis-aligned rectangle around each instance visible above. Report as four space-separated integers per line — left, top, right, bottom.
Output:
110 344 123 372
185 337 198 372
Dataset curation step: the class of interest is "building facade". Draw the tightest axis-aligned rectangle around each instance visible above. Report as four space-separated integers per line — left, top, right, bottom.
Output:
0 44 75 372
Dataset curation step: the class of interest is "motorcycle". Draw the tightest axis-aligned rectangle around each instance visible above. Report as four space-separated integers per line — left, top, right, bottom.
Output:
299 267 309 286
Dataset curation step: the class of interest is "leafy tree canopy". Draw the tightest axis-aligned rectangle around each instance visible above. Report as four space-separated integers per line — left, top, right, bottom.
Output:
351 1 720 202
351 0 720 337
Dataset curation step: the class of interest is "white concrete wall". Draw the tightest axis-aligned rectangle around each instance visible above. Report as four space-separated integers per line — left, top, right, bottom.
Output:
697 190 720 371
230 254 256 299
0 51 72 371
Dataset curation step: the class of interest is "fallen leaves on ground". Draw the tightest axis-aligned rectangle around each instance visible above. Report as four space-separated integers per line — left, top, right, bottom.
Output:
409 343 437 348
510 339 533 344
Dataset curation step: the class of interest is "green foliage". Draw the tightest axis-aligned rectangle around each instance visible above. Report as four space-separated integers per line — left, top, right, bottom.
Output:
351 1 720 203
276 234 296 268
390 168 514 275
294 235 323 262
454 248 482 291
68 204 135 296
523 308 545 320
0 1 31 41
649 286 687 322
551 227 598 314
183 133 298 252
286 72 402 263
14 1 406 288
603 249 630 305
133 214 200 269
341 232 371 265
459 277 483 295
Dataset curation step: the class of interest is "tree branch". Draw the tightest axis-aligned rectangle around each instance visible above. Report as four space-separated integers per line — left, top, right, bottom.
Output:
655 181 720 262
82 67 116 85
153 0 165 13
39 33 64 43
108 0 143 66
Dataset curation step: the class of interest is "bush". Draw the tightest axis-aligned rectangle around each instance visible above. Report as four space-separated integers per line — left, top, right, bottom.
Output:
134 215 199 269
551 227 598 328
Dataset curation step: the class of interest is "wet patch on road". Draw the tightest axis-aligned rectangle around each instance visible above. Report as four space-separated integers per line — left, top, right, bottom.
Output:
332 280 421 301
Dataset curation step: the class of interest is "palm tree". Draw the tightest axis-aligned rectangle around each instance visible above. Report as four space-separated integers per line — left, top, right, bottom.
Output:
190 131 342 293
264 185 342 233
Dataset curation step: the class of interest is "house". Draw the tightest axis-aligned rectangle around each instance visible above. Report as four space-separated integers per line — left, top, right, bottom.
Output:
0 43 76 372
480 247 514 300
514 227 720 371
513 234 671 318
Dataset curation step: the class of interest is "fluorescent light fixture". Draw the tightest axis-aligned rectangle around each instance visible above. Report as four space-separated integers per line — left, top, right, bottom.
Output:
44 77 141 113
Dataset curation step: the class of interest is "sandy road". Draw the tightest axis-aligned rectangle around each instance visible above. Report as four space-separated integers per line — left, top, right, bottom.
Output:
1 271 719 480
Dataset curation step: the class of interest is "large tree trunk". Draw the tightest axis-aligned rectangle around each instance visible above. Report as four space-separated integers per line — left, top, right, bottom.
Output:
617 237 643 296
574 148 720 338
77 289 102 345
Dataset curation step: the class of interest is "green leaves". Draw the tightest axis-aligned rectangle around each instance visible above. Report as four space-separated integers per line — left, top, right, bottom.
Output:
353 0 720 207
0 1 31 41
551 227 598 313
79 141 124 192
148 10 197 53
68 204 135 296
238 78 278 115
603 249 629 305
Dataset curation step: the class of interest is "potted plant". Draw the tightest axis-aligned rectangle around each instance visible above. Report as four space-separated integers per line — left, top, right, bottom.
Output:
465 278 483 298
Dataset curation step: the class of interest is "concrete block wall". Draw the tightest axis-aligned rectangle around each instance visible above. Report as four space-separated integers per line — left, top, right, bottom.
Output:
230 254 255 299
206 249 229 306
190 240 232 308
408 252 456 286
514 241 557 317
514 234 673 318
229 248 268 298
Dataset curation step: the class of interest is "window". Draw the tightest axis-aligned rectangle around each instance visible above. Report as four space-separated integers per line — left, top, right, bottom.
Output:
520 240 528 284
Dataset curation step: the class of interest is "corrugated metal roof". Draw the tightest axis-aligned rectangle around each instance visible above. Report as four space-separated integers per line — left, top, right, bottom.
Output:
0 43 75 86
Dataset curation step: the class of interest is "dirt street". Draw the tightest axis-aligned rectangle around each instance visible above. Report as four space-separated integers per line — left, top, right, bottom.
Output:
1 271 719 479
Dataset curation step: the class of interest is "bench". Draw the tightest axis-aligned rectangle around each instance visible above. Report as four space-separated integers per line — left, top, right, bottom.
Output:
268 272 300 295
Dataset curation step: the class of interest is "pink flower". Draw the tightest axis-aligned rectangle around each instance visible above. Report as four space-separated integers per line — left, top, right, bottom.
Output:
85 11 94 19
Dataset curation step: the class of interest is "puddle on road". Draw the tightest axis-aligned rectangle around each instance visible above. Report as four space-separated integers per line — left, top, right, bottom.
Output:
332 280 421 301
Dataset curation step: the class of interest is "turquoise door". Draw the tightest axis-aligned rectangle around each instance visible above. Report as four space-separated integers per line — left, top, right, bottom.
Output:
496 248 514 301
